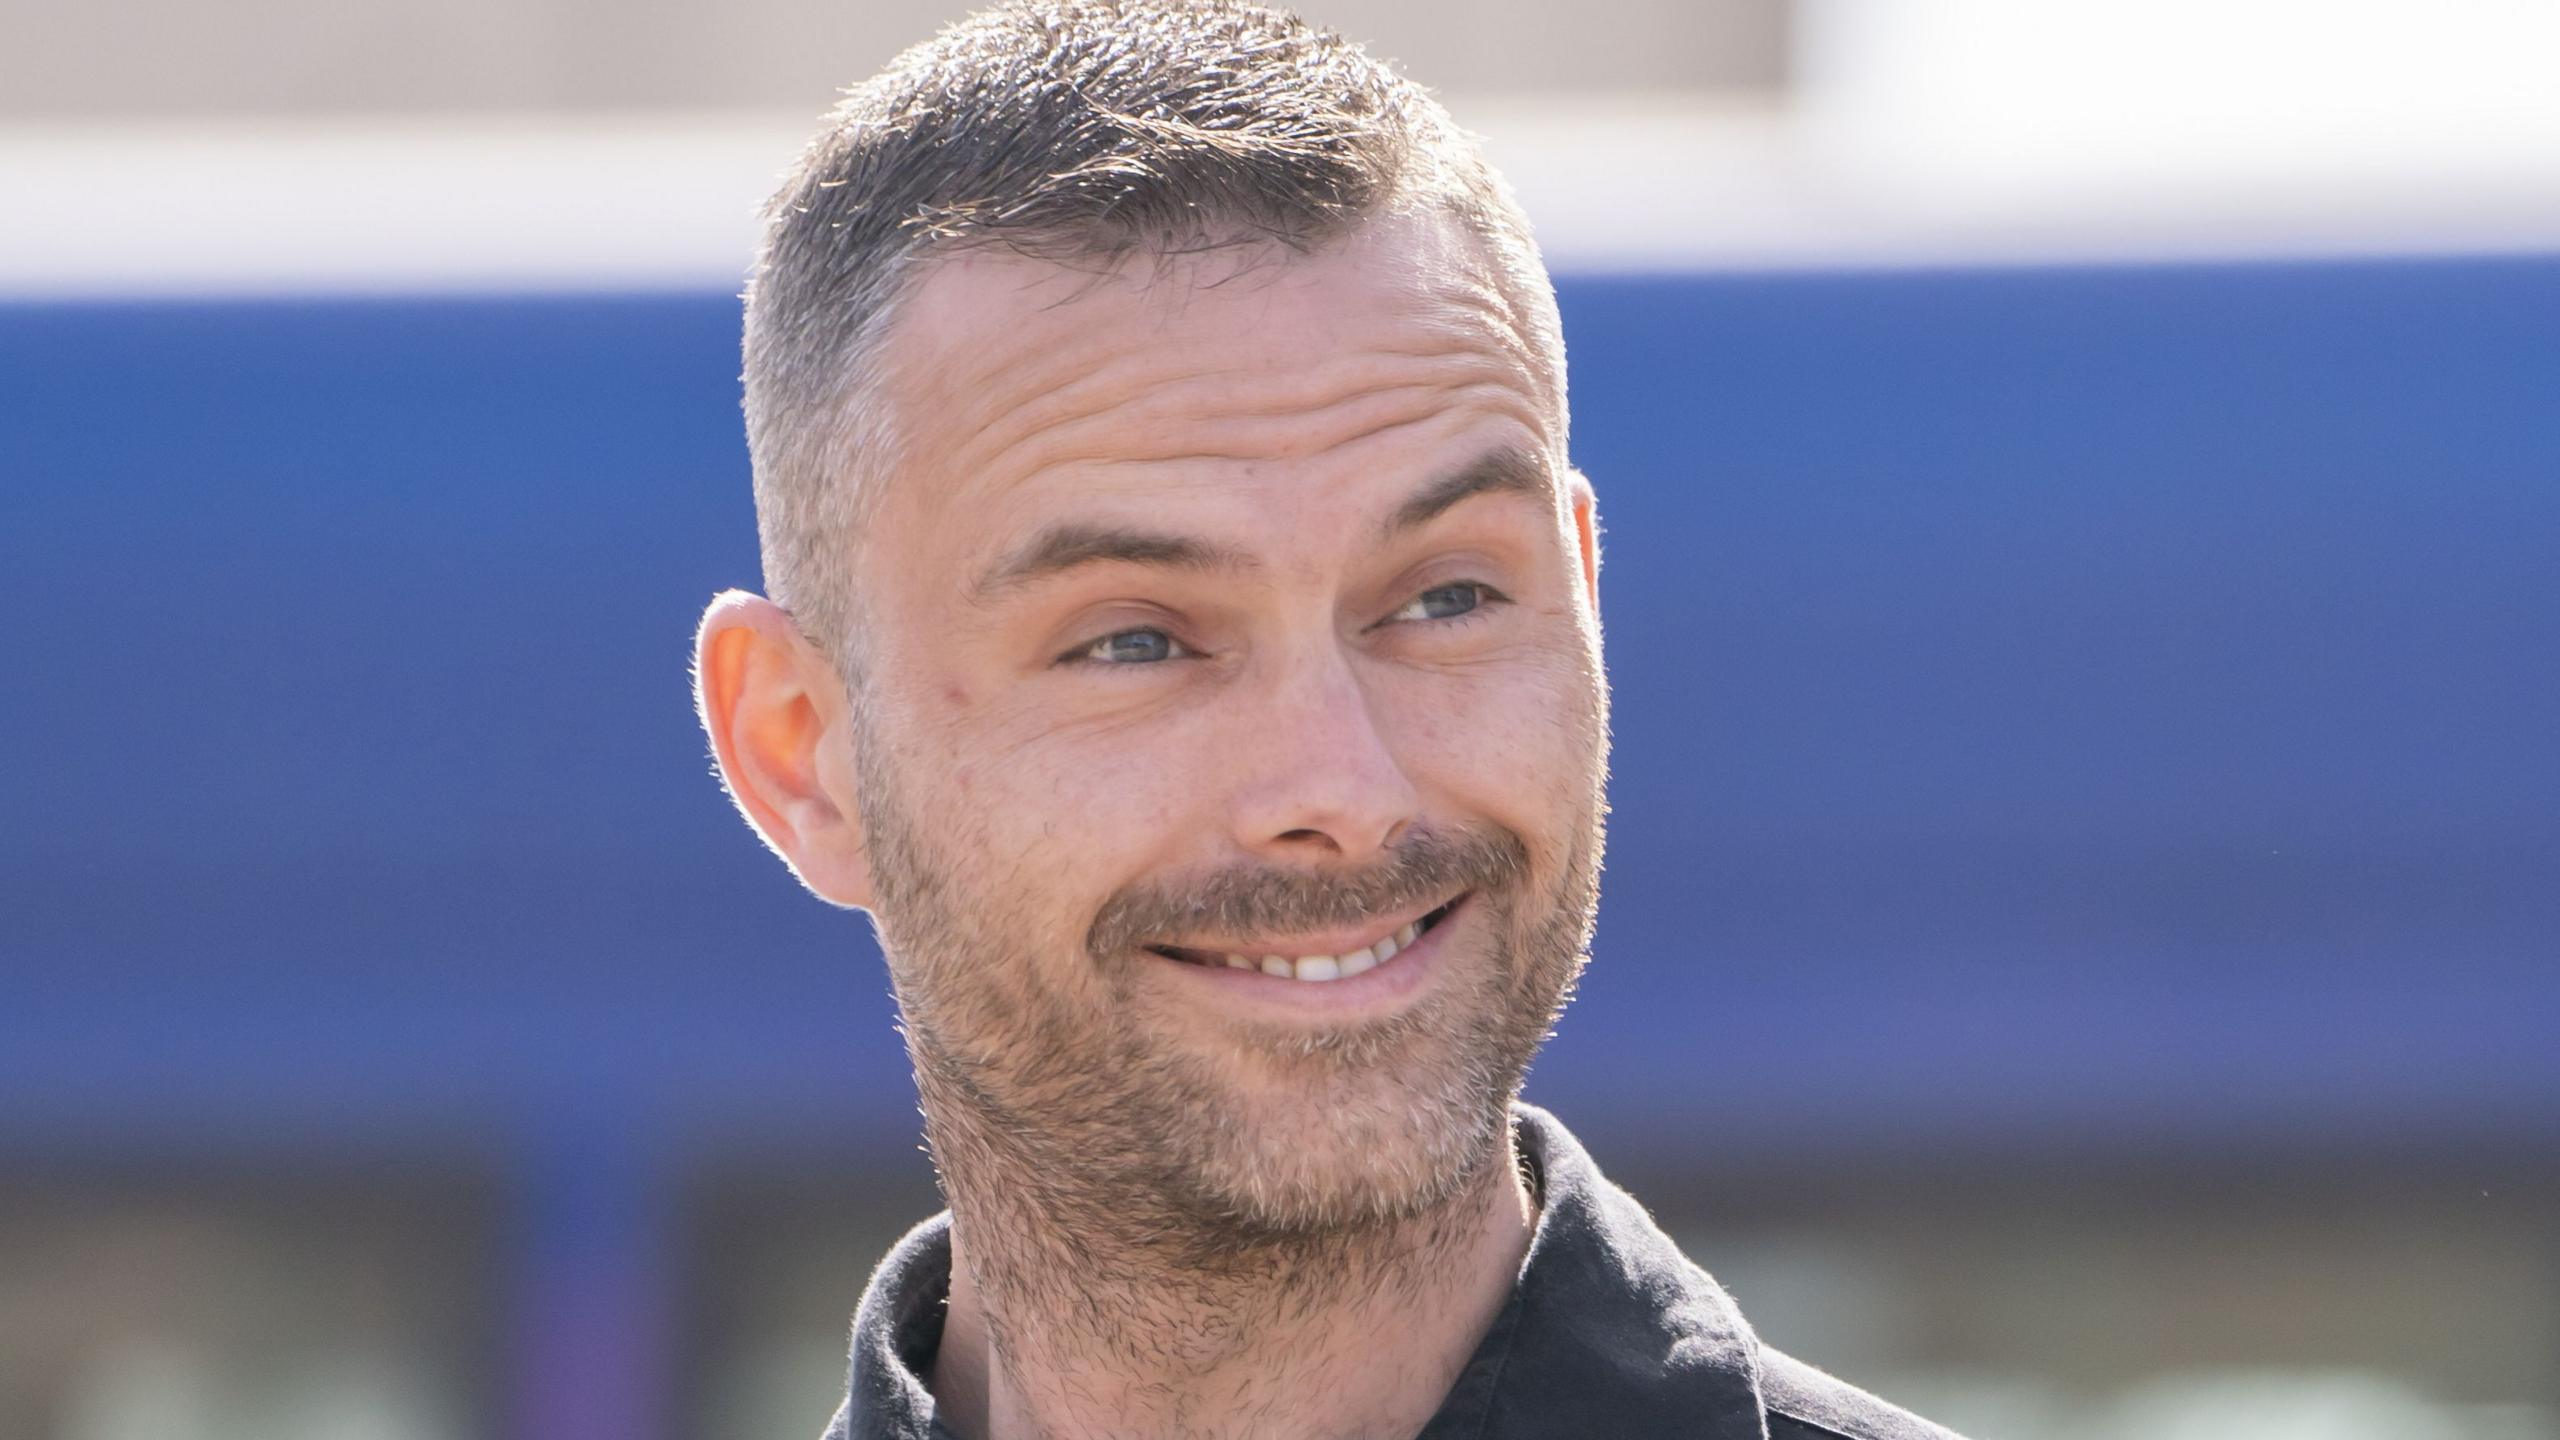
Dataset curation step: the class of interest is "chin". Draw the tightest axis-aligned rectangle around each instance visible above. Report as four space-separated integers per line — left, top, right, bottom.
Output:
1148 1026 1522 1239
1135 917 1576 1241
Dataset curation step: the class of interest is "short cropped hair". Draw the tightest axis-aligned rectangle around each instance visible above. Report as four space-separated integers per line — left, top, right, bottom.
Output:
742 0 1565 665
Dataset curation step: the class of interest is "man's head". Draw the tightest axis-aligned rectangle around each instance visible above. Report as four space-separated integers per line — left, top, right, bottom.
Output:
741 0 1565 664
698 0 1607 1249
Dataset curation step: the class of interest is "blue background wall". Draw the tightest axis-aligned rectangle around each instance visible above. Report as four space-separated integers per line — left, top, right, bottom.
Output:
9 259 2555 1159
5 257 2558 1433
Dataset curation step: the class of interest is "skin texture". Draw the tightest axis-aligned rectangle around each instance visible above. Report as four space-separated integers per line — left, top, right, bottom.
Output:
697 210 1608 1440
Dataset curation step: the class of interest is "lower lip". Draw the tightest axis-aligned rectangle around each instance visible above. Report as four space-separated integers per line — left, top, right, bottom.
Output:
1145 897 1468 1016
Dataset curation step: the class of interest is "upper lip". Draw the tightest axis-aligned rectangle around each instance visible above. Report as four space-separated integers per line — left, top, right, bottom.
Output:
1148 896 1457 961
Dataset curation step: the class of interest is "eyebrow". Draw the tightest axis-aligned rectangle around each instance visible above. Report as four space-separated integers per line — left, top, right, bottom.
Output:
971 525 1260 605
1379 447 1557 541
968 446 1558 605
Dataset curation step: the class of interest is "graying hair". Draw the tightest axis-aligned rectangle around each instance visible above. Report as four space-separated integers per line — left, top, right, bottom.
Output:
741 0 1565 665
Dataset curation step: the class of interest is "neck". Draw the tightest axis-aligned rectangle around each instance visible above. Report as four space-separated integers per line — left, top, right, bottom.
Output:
925 1126 1537 1440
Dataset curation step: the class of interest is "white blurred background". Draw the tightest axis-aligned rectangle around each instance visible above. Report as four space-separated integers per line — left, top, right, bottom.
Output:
8 0 2560 295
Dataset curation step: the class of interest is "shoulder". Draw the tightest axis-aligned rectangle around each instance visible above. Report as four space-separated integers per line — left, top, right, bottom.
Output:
1759 1346 1970 1440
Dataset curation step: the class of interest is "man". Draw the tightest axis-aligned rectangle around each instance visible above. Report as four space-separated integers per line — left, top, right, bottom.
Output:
694 3 1963 1437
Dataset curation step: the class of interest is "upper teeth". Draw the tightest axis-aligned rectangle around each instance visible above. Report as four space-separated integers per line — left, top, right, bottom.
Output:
1220 921 1421 982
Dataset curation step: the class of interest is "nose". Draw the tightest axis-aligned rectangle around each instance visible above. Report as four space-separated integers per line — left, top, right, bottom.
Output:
1226 644 1421 866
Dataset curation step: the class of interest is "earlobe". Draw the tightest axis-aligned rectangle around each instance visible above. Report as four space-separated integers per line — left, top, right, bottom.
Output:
693 590 878 910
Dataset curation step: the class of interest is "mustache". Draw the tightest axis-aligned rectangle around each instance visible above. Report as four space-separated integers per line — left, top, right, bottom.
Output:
1086 824 1531 960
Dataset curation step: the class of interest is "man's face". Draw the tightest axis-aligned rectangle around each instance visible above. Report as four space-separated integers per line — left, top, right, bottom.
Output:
845 212 1607 1237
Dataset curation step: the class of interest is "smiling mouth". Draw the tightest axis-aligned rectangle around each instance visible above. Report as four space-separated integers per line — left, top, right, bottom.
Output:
1143 898 1462 983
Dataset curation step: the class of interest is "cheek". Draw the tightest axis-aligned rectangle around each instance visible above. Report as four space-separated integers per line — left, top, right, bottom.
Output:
984 677 1234 819
1387 651 1600 808
921 697 1214 920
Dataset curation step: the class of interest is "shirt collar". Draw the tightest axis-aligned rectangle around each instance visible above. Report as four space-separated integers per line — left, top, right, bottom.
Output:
830 1103 1770 1440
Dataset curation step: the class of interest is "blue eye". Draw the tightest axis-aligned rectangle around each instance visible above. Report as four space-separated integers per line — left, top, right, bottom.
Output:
1392 582 1495 624
1075 628 1186 664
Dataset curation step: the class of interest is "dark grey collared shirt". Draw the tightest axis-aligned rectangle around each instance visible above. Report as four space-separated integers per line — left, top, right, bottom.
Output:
825 1104 1966 1440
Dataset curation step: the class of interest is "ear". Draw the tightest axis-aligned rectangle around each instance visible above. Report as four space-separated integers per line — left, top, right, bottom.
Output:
1565 469 1601 610
692 590 876 910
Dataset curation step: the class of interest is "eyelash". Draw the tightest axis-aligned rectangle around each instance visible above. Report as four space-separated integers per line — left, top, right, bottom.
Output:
1055 582 1510 668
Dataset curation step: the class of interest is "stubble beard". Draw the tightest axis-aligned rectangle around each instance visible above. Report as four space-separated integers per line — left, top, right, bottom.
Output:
852 723 1603 1369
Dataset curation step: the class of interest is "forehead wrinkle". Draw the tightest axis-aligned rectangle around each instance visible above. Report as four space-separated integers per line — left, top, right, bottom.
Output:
889 251 1487 434
879 219 1563 542
960 375 1546 509
1407 253 1561 426
962 397 1551 588
912 342 1254 479
942 337 1510 477
1462 288 1545 382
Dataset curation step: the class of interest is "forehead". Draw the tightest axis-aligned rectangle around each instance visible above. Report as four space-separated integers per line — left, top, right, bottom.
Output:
868 210 1557 502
